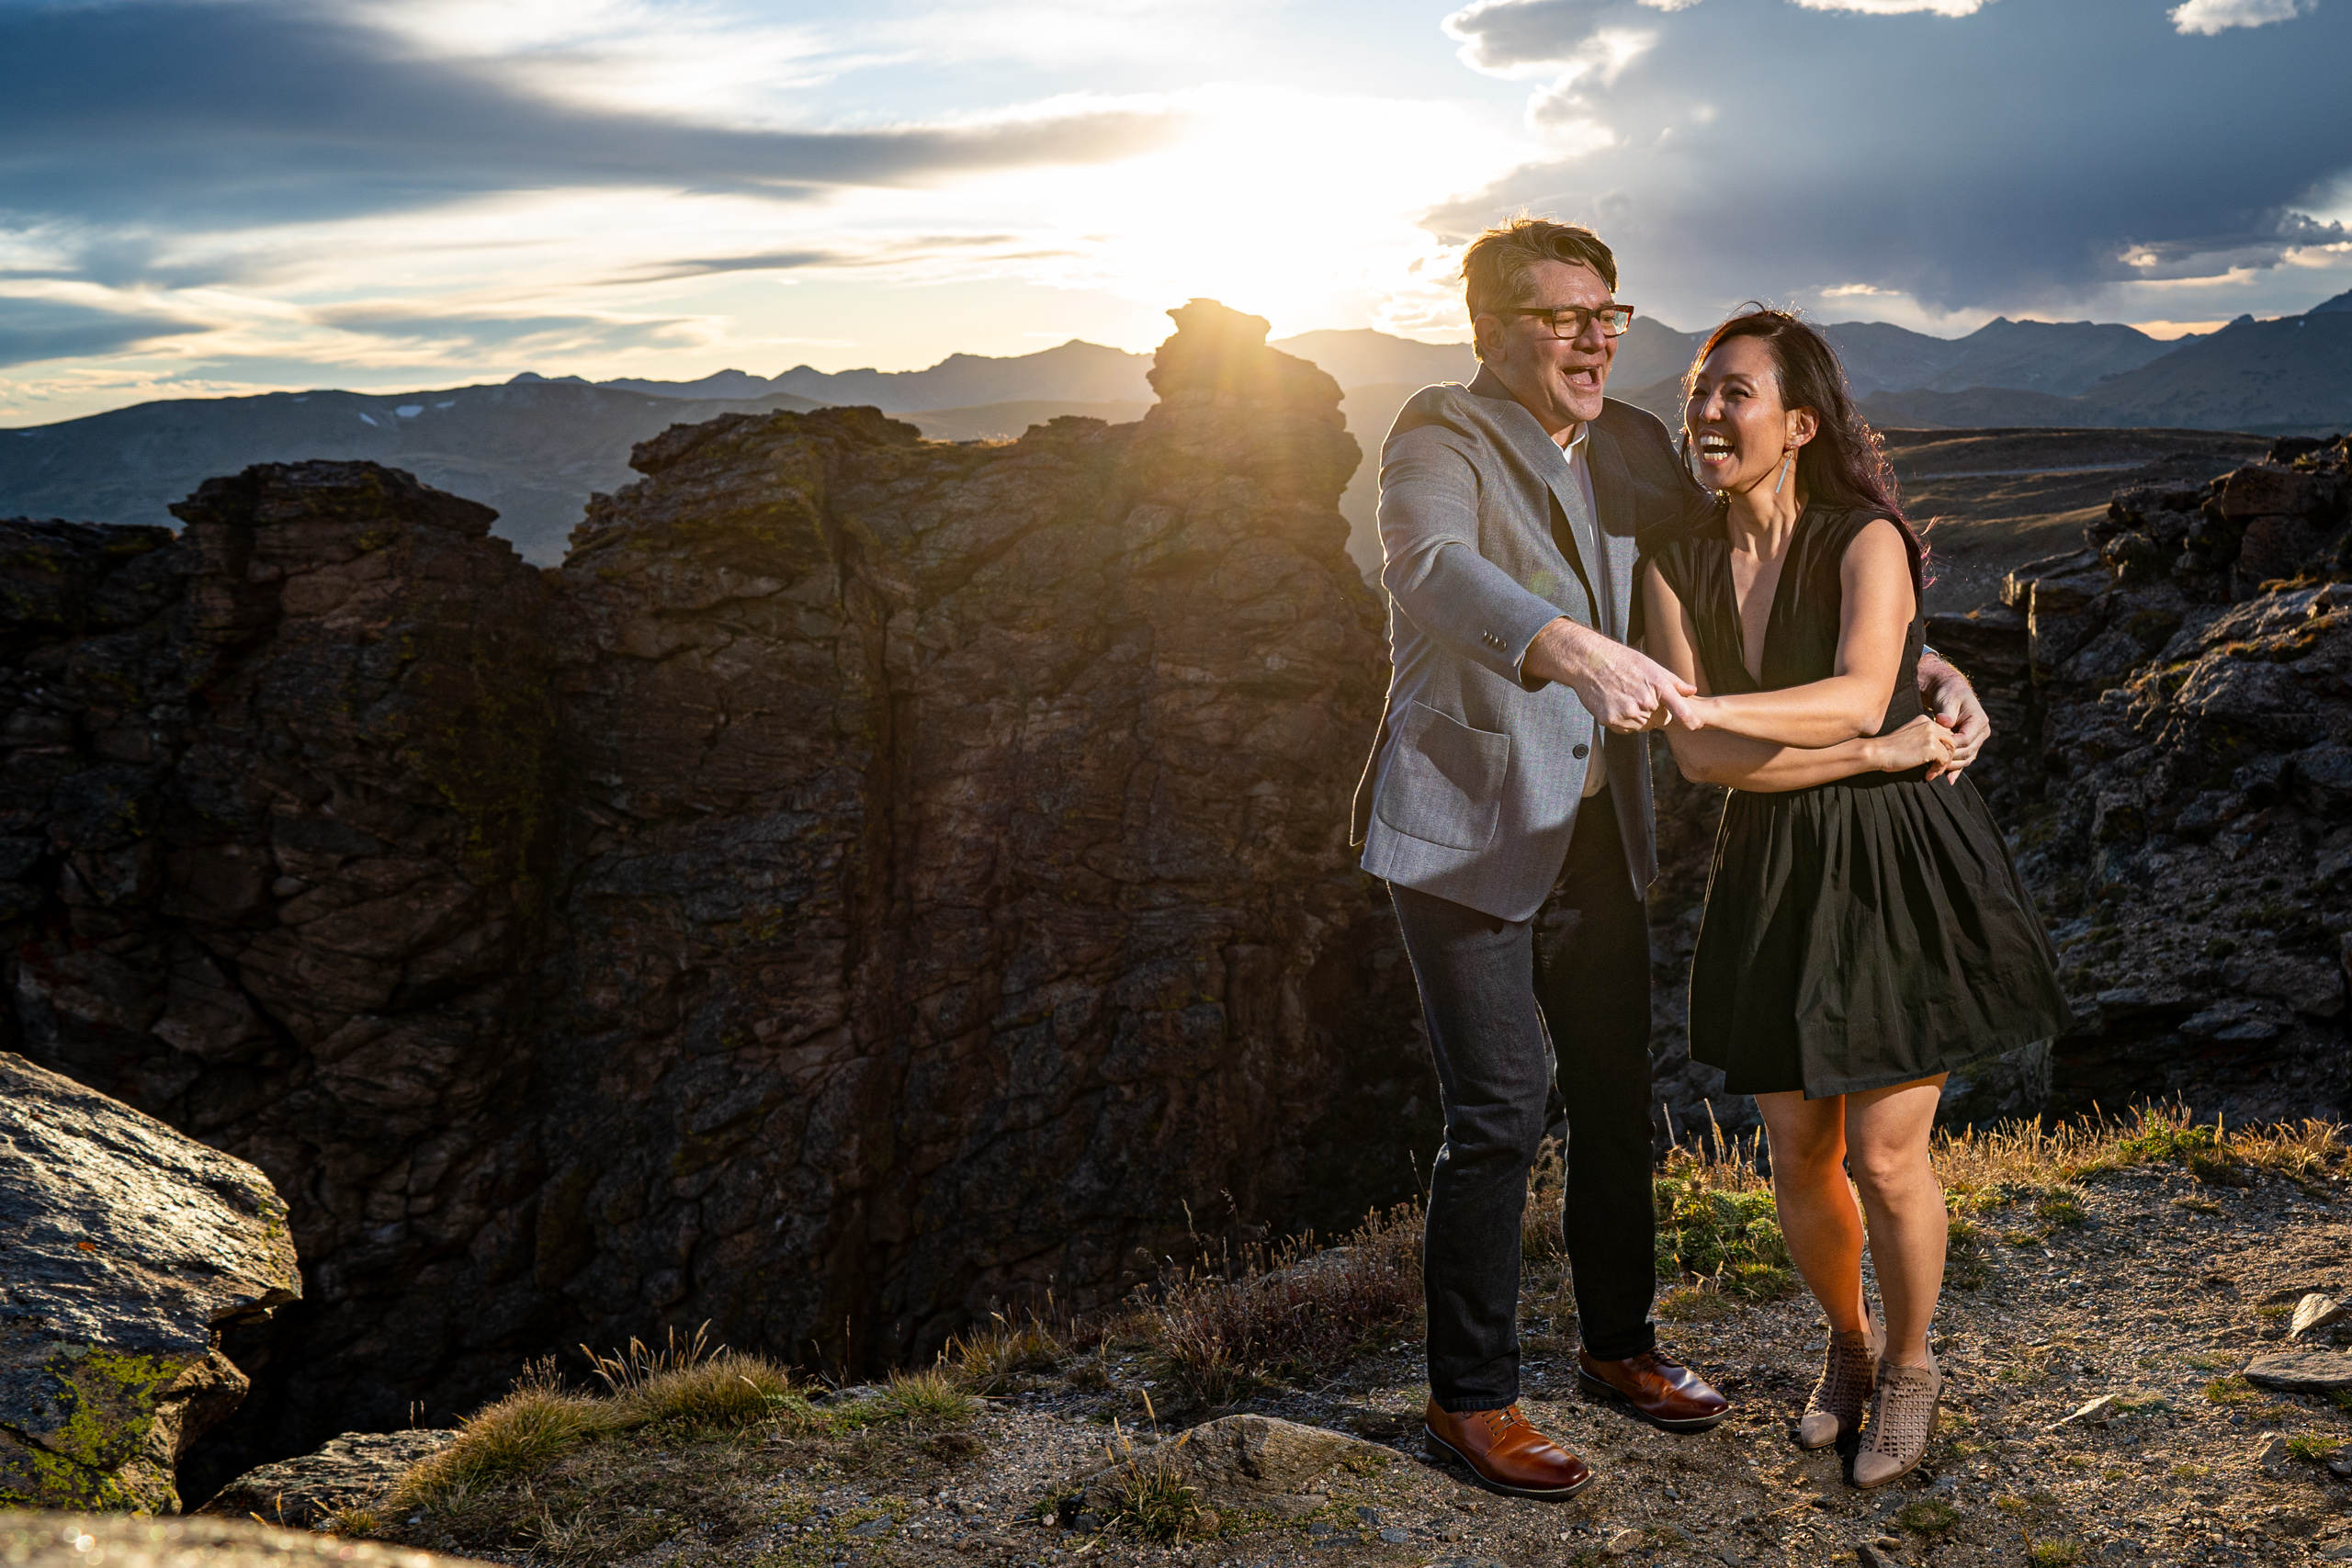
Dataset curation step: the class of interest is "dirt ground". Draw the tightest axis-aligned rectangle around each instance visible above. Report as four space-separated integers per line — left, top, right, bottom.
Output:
390 1154 2349 1568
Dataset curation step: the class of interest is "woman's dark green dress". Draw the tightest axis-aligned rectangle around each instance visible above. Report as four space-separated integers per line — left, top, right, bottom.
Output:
1651 505 2071 1100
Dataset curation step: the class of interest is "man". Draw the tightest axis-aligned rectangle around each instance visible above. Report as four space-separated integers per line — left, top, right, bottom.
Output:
1351 218 1986 1498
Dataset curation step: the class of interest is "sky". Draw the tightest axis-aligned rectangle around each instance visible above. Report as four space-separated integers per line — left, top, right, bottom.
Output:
2 0 2349 423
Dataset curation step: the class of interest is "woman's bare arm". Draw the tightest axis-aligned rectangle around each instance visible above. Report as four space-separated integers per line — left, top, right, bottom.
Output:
1679 519 1917 749
1641 558 1951 792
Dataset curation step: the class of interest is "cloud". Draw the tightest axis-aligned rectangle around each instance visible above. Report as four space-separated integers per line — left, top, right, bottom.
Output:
2169 0 2314 33
305 302 712 358
2116 209 2347 279
1787 0 1994 13
608 234 1057 285
0 294 202 369
1428 0 2352 320
1443 0 1665 139
1445 0 1624 74
0 1 1183 250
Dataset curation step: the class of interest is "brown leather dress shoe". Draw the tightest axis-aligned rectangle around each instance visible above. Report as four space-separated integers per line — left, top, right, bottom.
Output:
1422 1400 1598 1499
1576 1348 1731 1432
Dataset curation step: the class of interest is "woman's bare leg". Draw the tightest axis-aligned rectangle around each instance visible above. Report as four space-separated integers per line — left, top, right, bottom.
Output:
1755 1090 1868 1335
1841 1077 1949 1369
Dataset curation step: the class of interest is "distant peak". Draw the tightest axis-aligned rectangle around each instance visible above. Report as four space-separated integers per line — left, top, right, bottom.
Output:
2308 288 2352 316
508 371 589 384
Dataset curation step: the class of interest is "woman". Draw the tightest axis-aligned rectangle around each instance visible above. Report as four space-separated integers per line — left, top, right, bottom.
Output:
1639 309 2069 1487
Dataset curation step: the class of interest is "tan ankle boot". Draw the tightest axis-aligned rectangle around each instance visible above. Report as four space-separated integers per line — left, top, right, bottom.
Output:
1852 1352 1941 1488
1798 1328 1876 1450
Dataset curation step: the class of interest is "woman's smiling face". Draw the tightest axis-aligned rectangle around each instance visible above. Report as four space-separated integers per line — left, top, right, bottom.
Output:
1686 333 1812 494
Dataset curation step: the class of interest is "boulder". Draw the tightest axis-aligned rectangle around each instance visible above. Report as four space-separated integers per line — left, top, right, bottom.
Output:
2290 1294 2348 1341
2214 464 2325 520
1070 1415 1393 1516
2244 1349 2352 1393
196 1429 454 1529
0 1513 489 1567
2237 514 2328 589
2295 743 2352 818
0 1054 299 1512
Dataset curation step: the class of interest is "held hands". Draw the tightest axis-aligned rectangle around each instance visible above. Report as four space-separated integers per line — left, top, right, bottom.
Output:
1918 657 1987 784
1876 714 1959 773
1521 617 1700 733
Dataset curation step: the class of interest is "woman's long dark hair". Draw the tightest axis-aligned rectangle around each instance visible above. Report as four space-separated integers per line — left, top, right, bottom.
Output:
1682 307 1914 535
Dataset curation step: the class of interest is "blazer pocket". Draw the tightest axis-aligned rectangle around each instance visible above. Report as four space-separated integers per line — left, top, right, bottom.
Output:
1374 701 1511 852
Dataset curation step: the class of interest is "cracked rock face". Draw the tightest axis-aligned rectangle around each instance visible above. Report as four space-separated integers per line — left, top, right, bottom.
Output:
0 1053 299 1511
0 299 1434 1490
1915 439 2350 1122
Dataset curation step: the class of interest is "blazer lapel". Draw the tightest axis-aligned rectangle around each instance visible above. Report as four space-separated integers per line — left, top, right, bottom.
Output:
1584 414 1640 642
1465 368 1603 612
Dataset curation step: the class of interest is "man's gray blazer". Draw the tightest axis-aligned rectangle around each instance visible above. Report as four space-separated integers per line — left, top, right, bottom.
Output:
1351 368 1714 922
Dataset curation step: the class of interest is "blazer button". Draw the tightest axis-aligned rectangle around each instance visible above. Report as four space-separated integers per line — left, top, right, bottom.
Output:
1572 743 1589 759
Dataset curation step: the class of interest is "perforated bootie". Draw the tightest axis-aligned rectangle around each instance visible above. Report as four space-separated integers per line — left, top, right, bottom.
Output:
1798 1327 1877 1450
1852 1351 1941 1489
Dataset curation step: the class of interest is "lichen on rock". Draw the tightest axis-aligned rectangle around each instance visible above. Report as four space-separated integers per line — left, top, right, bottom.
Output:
0 1053 300 1511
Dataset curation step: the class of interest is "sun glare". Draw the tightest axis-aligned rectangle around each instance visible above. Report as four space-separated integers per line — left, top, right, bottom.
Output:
967 85 1527 337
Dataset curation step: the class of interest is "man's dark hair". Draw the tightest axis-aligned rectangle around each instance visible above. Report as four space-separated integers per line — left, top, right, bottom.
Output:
1461 218 1618 360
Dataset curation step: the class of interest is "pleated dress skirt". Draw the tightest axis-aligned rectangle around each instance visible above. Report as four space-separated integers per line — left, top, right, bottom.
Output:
1688 765 2074 1100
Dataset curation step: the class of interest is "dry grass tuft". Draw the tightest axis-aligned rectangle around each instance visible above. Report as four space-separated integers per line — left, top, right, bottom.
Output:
946 1309 1066 1393
328 1507 380 1538
624 1350 793 1429
1934 1106 2348 1219
809 1367 983 1433
1091 1427 1215 1542
578 1320 794 1431
1146 1201 1423 1407
390 1327 801 1517
1522 1138 1567 1263
390 1359 619 1510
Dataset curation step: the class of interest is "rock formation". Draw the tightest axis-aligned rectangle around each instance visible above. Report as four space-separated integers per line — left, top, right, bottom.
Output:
194 1429 452 1530
1996 435 2350 1118
0 1053 300 1511
0 299 1435 1491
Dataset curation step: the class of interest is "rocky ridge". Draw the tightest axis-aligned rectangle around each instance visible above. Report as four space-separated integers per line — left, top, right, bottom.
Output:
0 299 1433 1492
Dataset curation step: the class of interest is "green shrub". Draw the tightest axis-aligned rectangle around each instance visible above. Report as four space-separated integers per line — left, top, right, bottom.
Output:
2202 1375 2260 1406
1897 1497 1959 1535
1654 1156 1794 1302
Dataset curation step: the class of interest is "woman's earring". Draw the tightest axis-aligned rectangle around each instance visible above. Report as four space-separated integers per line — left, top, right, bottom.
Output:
1774 449 1793 495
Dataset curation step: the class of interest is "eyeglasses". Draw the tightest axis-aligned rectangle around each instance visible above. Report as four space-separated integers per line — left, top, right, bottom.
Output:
1498 304 1635 339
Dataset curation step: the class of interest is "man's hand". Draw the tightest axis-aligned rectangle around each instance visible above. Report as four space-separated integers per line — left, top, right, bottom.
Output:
1521 616 1700 733
1917 651 1987 784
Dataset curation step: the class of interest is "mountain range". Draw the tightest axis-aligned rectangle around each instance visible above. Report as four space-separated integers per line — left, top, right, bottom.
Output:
5 290 2348 570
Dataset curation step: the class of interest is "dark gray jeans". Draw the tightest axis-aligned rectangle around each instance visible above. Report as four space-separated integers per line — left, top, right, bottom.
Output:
1392 789 1657 1413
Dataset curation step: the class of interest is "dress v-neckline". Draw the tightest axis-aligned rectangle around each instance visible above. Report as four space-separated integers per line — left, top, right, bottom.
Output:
1724 512 1804 689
